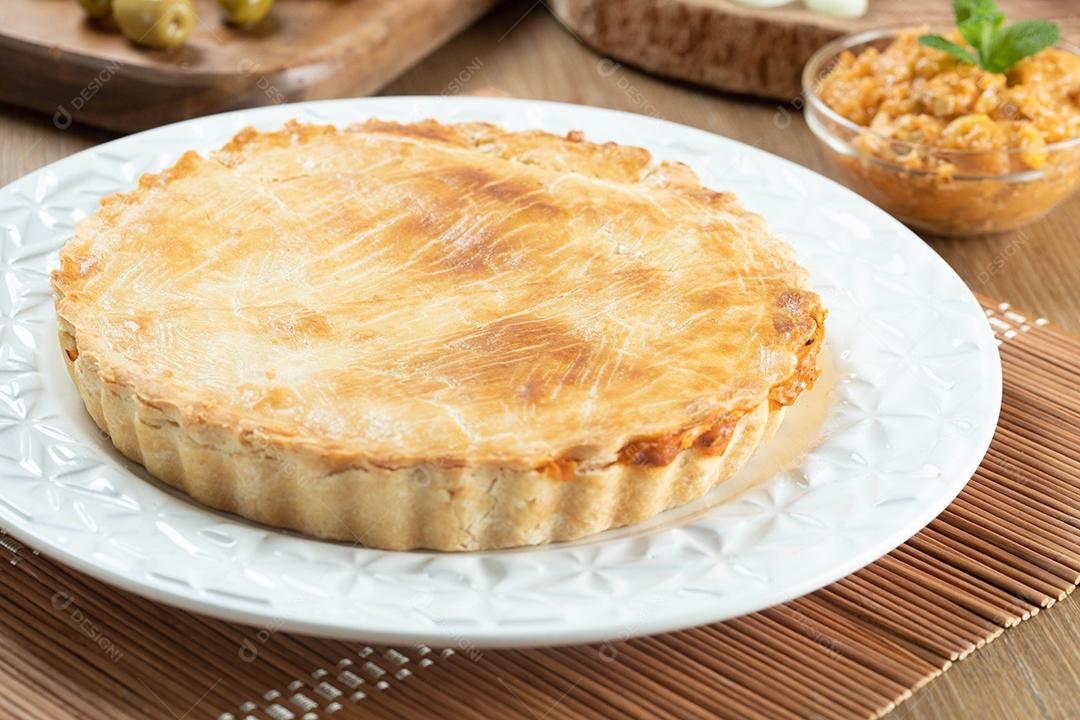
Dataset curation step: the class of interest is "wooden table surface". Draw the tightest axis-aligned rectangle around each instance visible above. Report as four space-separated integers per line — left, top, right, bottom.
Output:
1 2 1077 718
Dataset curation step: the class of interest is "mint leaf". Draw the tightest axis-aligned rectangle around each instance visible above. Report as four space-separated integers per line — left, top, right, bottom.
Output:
944 0 1061 73
918 34 979 65
953 0 999 25
984 19 1060 72
957 12 1003 65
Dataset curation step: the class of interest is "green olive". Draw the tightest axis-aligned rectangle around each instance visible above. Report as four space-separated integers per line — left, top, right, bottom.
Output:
218 0 274 25
113 0 196 49
77 0 113 19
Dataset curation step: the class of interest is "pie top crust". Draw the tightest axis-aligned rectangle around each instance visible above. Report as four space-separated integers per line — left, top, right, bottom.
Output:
52 120 824 473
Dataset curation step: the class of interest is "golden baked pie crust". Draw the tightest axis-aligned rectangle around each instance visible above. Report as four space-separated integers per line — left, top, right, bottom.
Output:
52 120 825 550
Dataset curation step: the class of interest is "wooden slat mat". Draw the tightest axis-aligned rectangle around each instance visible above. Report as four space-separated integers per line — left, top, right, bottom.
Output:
1 295 1077 720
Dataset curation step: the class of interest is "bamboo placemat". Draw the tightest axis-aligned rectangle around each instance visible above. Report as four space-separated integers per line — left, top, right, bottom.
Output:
0 295 1077 720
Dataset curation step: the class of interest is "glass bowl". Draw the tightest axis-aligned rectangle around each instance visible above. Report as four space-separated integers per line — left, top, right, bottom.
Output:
802 27 1080 237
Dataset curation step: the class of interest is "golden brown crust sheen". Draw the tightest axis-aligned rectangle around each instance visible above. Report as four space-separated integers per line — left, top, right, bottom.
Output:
52 120 824 549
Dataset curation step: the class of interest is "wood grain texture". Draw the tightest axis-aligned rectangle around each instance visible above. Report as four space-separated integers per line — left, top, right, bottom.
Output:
0 0 496 132
550 0 1080 99
0 2 1079 717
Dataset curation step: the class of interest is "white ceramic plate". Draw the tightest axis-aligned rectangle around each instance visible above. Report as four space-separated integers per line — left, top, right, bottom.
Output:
0 97 1000 647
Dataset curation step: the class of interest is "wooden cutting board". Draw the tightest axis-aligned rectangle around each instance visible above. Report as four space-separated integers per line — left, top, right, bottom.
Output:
0 0 496 132
550 0 1080 100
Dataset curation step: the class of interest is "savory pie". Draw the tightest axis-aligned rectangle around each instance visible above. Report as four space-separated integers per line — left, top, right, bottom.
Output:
52 119 825 551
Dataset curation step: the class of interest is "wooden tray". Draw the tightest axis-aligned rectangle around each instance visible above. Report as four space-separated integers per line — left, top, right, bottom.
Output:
0 0 496 132
550 0 1080 100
